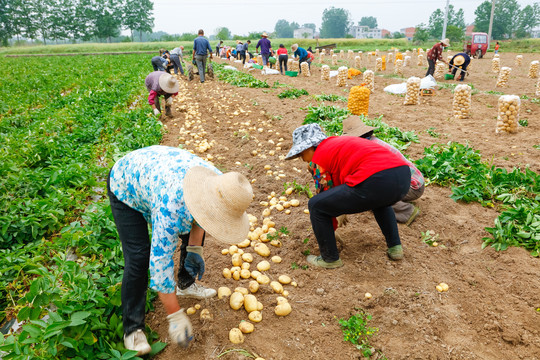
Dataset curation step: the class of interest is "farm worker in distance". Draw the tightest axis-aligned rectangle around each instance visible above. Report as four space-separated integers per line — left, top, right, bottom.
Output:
107 145 253 355
448 53 471 82
145 71 178 117
425 38 450 77
277 43 288 74
494 41 500 55
151 54 169 72
256 32 272 67
170 45 185 75
291 44 309 74
285 124 411 268
215 40 223 57
243 40 252 60
192 29 213 83
341 118 424 225
236 40 245 64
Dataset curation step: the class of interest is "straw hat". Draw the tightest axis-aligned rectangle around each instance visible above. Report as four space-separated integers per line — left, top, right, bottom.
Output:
183 167 253 244
342 117 376 138
441 38 450 47
285 124 327 160
262 32 268 37
291 44 298 52
453 54 465 66
158 73 179 94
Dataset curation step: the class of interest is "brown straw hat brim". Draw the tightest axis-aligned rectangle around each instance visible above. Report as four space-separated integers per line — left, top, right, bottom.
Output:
342 117 376 137
183 166 251 244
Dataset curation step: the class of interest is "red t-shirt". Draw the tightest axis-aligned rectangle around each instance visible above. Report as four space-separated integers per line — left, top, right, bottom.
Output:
311 136 409 187
277 48 288 55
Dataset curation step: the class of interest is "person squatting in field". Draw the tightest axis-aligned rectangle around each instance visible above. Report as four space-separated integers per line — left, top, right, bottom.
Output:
107 145 253 355
285 124 411 268
144 71 179 117
448 53 471 82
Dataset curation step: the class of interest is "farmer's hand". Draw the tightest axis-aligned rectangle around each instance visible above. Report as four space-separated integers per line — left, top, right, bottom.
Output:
336 215 349 228
185 246 205 280
167 309 193 347
153 108 161 116
166 97 173 105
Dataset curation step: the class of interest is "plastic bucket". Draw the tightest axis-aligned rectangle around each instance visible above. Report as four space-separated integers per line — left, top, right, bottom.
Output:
445 74 454 80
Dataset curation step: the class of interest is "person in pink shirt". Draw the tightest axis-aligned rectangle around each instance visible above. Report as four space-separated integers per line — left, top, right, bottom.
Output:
276 44 288 74
144 72 179 117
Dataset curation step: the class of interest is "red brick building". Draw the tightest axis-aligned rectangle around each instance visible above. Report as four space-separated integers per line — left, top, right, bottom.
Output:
400 27 416 41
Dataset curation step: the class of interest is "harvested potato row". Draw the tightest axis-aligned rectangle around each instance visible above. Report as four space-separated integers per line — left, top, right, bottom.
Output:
394 59 403 76
403 77 421 105
375 58 382 71
404 56 411 67
491 57 500 73
347 85 370 116
354 56 361 69
417 54 424 66
452 84 472 119
363 70 375 92
528 60 539 79
515 55 523 66
496 95 520 134
332 54 338 66
434 62 446 80
336 66 348 87
496 66 512 87
301 62 310 77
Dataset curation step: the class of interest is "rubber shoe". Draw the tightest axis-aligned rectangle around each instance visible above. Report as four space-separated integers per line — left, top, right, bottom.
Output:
176 283 217 299
405 206 420 226
387 245 404 261
306 255 344 269
124 329 151 356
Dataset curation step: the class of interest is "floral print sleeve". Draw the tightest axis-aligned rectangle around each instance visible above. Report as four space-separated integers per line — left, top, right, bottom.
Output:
308 162 333 194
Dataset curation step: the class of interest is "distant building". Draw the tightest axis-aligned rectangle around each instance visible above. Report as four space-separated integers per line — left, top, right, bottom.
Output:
293 27 314 39
349 25 383 39
400 27 416 41
465 25 475 37
381 29 391 38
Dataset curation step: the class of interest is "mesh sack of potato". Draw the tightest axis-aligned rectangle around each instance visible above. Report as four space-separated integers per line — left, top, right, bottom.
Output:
434 62 446 80
496 66 512 87
403 76 421 105
496 95 520 134
354 56 361 69
287 58 293 68
452 84 472 119
332 54 338 65
291 60 299 72
376 58 383 71
417 54 424 66
404 56 411 67
301 62 311 77
494 53 500 59
367 52 372 62
347 85 370 116
339 50 344 59
394 52 403 65
394 59 403 76
387 52 394 64
347 68 362 79
515 55 523 66
363 70 375 92
319 53 324 64
315 48 319 55
491 58 500 73
337 66 348 87
348 50 354 59
382 55 387 71
257 55 263 66
321 65 330 80
536 77 540 97
330 49 334 56
528 60 539 79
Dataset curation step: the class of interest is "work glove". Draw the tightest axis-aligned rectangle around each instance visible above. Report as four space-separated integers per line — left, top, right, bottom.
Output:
336 215 349 228
185 246 205 280
153 108 160 116
167 309 193 348
166 97 173 105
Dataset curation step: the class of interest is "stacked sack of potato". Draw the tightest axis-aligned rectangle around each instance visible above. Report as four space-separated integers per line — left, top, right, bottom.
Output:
403 76 421 105
387 52 394 64
332 54 338 66
528 60 539 78
287 58 293 69
394 59 403 76
354 56 361 69
404 56 411 67
337 66 348 87
496 95 520 134
363 70 375 92
321 65 330 80
319 53 324 64
348 50 354 59
496 67 512 87
515 55 523 66
301 62 310 77
417 54 424 66
434 62 446 80
491 57 500 73
257 55 263 66
347 85 370 116
291 60 299 72
340 50 344 59
452 84 472 119
376 58 382 71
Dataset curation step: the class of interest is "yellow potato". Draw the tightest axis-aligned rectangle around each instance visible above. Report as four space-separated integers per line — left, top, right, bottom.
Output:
230 266 241 273
276 296 288 305
239 321 254 334
256 274 270 284
278 275 291 284
270 281 283 294
257 301 263 311
248 311 262 322
237 239 251 248
270 239 282 247
194 304 201 310
229 245 239 254
186 307 196 315
223 268 232 279
230 292 244 310
232 270 240 281
257 261 271 272
234 287 249 295
218 287 231 299
240 269 251 279
200 309 213 321
271 256 282 263
221 249 229 255
440 282 449 291
250 270 262 279
291 281 297 287
242 253 254 263
275 302 292 316
231 253 242 267
229 328 244 344
241 262 250 270
244 294 258 313
249 280 260 293
254 243 270 257
285 187 294 195
282 290 289 297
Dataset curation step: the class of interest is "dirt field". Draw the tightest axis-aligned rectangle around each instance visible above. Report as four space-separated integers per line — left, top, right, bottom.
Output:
147 51 540 360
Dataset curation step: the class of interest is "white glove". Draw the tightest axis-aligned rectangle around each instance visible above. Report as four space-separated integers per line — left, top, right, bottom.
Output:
166 97 173 105
167 309 193 347
336 215 349 228
153 108 160 116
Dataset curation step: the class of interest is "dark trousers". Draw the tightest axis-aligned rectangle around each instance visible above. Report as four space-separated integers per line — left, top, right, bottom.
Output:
151 56 165 71
194 54 207 82
451 60 469 81
279 54 288 74
239 51 246 64
170 54 184 75
298 56 310 73
107 174 199 335
308 166 411 262
426 58 435 76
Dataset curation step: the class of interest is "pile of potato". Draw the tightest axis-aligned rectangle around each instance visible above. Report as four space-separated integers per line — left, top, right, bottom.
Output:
496 66 512 87
417 54 424 66
434 62 446 80
403 76 421 105
332 54 338 66
363 70 375 92
339 49 344 59
337 66 348 87
321 65 330 80
452 84 472 119
354 56 361 69
375 57 382 71
348 50 354 59
301 62 310 77
347 85 370 116
515 55 523 66
404 56 411 67
491 57 500 73
394 59 403 76
496 95 520 134
528 60 539 79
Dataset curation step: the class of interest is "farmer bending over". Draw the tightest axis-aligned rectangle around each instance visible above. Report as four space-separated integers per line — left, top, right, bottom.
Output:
145 71 178 117
426 38 449 77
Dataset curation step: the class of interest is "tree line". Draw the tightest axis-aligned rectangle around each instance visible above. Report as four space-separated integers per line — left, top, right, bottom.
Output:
0 0 154 46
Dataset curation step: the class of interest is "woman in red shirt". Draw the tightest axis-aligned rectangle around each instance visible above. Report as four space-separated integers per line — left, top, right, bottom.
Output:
276 44 288 74
285 124 411 268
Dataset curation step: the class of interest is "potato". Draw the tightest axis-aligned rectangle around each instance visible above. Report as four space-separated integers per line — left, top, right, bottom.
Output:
436 285 444 292
239 321 254 334
282 290 289 297
271 256 282 263
262 208 271 217
231 253 242 267
276 296 288 305
232 270 241 281
278 275 291 285
237 239 251 248
259 233 268 242
221 249 229 255
275 302 292 316
257 260 271 272
241 262 250 270
285 187 294 195
254 243 270 257
230 266 241 273
230 292 244 310
194 304 201 310
364 292 372 299
440 282 449 291
291 281 297 287
256 274 270 284
248 310 262 323
218 287 232 299
257 301 263 311
250 270 262 279
229 328 244 344
240 269 251 279
270 281 284 294
244 294 258 313
223 268 232 279
229 245 239 254
249 280 260 293
234 287 249 295
242 253 254 263
270 239 282 248
200 309 213 321
186 307 196 315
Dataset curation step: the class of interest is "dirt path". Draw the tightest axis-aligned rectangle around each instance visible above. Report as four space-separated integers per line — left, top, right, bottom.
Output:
148 51 540 360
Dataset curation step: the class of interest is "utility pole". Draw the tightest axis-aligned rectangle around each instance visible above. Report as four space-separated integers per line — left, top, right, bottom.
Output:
442 0 450 40
487 0 496 48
